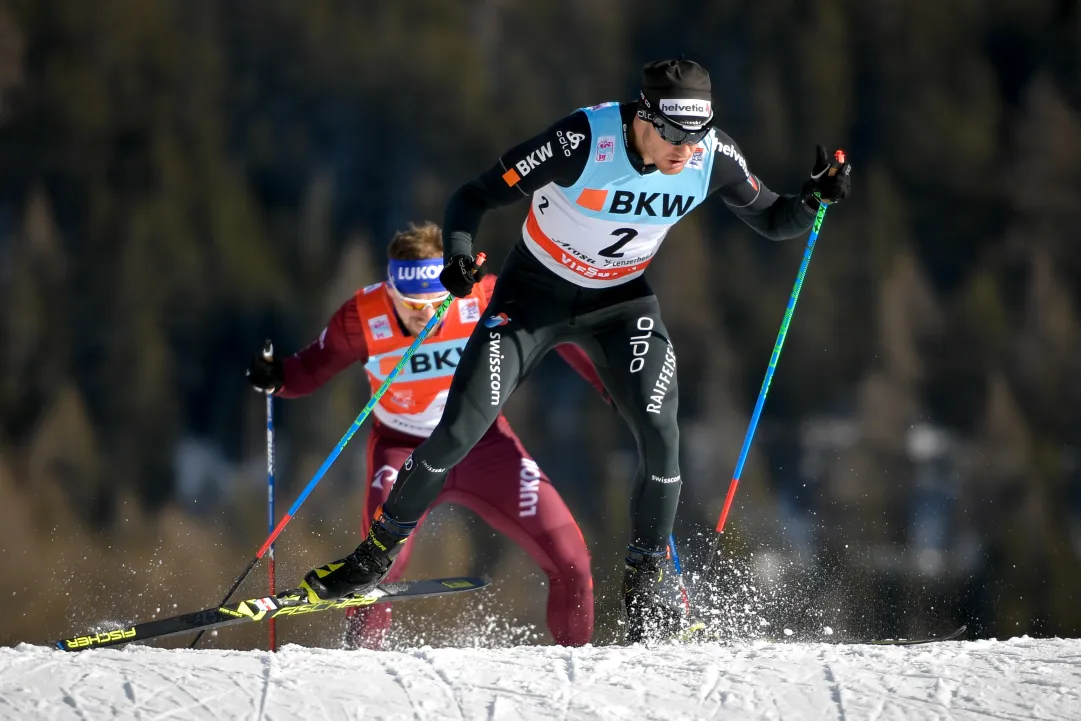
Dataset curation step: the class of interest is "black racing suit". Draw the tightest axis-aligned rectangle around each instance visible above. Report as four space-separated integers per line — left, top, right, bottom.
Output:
383 103 817 554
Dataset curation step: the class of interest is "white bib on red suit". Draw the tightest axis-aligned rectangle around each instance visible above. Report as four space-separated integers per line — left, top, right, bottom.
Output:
356 281 487 437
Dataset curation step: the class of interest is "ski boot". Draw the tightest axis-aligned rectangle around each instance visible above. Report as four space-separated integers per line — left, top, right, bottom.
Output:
622 547 687 643
301 507 416 603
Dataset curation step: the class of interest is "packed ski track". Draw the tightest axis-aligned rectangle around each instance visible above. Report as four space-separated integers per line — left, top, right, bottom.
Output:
2 637 1078 720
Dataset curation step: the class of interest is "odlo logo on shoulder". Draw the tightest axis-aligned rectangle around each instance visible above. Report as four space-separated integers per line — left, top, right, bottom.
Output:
556 130 585 157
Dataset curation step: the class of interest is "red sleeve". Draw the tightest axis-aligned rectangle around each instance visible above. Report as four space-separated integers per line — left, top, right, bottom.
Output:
277 298 369 398
553 343 608 399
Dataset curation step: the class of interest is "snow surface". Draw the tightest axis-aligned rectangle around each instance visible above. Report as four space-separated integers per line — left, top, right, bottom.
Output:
2 637 1079 720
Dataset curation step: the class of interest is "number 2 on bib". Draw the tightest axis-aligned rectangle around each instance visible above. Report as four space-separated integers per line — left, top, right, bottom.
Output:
599 228 638 258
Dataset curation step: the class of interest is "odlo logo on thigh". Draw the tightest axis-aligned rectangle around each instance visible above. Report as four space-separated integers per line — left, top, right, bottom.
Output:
628 316 654 373
519 459 541 517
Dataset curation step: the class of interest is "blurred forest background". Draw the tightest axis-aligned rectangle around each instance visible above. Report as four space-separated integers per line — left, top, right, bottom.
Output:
2 0 1081 650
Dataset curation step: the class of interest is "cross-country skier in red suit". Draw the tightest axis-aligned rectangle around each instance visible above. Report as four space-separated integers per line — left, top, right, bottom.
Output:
246 221 605 648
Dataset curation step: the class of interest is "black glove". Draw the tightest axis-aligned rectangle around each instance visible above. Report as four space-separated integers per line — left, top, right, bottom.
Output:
439 254 488 298
246 343 283 393
802 145 852 207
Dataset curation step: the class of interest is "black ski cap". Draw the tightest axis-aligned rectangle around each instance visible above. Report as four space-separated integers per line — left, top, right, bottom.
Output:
640 58 713 129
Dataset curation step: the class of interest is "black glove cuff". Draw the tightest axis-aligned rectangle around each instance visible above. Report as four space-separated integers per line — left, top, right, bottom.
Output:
800 182 822 211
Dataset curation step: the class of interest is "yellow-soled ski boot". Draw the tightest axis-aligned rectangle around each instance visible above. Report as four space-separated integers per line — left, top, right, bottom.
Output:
300 507 415 602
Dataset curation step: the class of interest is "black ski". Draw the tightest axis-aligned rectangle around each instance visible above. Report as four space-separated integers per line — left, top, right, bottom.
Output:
672 623 968 646
770 623 969 646
52 575 490 652
864 624 968 646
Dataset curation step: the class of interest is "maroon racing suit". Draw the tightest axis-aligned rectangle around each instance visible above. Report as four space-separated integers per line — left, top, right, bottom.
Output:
277 274 603 648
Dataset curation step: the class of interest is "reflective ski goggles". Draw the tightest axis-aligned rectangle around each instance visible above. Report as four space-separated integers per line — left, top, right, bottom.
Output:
651 111 712 146
388 282 450 311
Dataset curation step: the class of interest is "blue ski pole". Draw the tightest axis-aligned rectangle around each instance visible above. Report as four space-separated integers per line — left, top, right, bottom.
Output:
709 152 845 563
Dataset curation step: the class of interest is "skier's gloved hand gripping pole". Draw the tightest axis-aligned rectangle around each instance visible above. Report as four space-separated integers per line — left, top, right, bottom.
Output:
190 255 487 649
707 150 849 572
